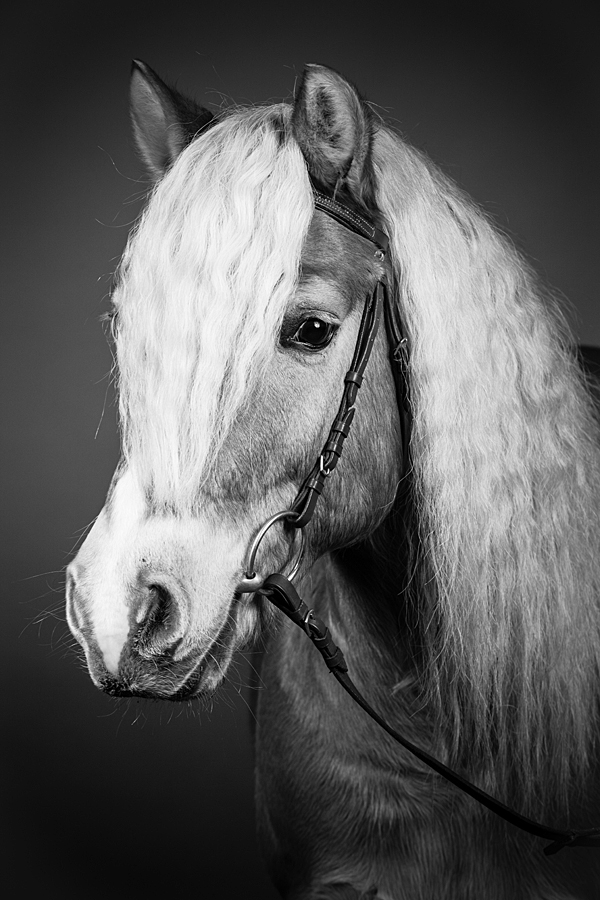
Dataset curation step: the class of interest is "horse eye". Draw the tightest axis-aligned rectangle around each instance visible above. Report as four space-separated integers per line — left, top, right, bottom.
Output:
292 318 335 350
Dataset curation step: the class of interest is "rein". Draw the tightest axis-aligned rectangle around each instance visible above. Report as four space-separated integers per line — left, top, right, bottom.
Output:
235 189 600 855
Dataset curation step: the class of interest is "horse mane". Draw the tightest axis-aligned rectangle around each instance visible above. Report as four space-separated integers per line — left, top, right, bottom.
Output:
373 125 600 814
113 105 313 508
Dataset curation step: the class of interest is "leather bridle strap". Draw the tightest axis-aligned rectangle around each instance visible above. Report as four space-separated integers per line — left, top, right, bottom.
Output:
313 189 412 479
383 284 411 480
289 191 410 529
290 279 385 528
260 572 600 855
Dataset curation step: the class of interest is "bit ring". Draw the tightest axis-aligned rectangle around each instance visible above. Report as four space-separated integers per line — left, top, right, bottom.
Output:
235 510 304 594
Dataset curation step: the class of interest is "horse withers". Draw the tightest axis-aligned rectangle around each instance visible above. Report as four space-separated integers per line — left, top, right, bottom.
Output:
66 61 600 898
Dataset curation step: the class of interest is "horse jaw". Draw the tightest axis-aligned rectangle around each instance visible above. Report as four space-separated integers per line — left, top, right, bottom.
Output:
66 468 253 698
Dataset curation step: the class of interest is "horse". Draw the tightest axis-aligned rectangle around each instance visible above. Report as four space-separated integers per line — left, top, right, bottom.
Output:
66 61 600 898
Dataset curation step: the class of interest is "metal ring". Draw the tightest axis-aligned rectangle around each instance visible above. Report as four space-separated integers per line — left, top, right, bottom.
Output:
235 509 304 594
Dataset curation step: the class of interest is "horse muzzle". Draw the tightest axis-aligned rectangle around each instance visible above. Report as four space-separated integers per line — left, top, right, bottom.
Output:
66 562 239 700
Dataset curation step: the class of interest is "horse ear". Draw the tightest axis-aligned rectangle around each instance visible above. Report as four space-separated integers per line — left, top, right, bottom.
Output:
129 59 214 181
291 64 375 207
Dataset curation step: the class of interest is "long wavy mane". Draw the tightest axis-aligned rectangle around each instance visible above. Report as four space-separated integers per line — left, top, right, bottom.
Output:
113 106 313 508
373 126 600 813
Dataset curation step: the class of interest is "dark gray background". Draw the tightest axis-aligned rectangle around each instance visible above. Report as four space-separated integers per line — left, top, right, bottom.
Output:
3 2 598 897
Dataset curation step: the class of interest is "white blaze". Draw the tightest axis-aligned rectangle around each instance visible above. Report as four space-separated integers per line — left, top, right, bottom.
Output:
80 470 146 675
71 467 251 679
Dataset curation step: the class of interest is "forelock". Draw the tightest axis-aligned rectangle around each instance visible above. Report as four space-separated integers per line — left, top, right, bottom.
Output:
113 104 313 509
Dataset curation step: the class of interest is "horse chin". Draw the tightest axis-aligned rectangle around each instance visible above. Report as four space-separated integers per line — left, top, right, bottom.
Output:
99 656 221 702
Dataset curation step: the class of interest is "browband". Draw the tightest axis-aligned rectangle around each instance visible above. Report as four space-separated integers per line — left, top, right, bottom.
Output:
313 190 389 253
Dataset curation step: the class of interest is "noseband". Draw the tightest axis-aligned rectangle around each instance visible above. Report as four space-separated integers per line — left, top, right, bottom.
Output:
234 189 600 854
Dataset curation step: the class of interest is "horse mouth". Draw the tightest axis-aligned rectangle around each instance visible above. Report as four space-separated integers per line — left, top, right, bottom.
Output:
100 656 207 701
98 597 241 702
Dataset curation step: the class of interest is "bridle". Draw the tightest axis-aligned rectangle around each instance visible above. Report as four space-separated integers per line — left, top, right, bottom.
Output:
289 193 411 529
235 188 410 594
234 189 600 854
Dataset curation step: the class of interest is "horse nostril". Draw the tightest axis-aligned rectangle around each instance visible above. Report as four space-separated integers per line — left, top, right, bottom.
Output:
66 566 86 641
134 584 181 658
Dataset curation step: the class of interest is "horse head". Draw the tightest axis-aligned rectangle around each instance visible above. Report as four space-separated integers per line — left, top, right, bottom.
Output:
66 63 404 700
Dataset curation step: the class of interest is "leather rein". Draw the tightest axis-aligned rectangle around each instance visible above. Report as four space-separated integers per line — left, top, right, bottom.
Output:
234 189 600 855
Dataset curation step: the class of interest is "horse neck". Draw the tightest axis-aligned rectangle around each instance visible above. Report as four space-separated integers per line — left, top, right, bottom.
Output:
311 503 418 706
